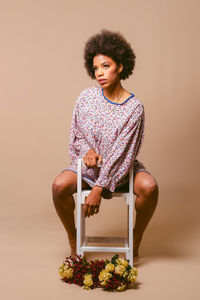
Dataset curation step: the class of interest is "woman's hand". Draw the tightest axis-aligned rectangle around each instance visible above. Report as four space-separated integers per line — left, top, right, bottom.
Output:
84 186 103 217
83 149 102 168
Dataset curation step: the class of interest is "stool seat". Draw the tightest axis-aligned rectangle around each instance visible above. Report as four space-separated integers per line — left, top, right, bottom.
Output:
75 158 135 266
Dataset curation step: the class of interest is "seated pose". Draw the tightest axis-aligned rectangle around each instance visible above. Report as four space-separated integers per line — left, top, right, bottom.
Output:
52 29 159 264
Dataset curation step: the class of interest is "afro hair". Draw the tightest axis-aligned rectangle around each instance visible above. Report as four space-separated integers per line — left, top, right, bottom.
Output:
83 29 136 80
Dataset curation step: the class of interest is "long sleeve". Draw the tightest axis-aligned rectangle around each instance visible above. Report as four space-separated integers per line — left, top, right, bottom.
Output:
69 93 91 161
95 104 145 192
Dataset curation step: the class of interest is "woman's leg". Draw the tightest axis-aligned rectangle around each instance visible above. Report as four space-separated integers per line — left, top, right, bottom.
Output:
52 170 91 257
133 171 159 261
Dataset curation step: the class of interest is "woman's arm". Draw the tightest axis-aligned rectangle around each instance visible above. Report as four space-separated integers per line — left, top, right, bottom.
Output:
69 94 91 160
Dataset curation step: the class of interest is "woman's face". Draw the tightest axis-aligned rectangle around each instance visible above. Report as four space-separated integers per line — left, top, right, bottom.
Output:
93 54 123 88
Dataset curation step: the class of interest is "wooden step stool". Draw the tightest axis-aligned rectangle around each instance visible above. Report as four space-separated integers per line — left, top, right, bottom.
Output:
75 158 135 266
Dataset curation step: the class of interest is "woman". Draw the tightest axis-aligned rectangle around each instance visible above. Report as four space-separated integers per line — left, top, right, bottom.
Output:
52 29 159 264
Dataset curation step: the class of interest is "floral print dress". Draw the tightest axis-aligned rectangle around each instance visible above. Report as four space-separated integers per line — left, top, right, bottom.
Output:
61 86 151 193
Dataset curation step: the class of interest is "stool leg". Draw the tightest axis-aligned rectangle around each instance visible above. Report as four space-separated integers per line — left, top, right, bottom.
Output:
129 195 134 267
80 202 85 256
126 202 130 262
76 196 81 256
77 158 83 257
77 199 86 257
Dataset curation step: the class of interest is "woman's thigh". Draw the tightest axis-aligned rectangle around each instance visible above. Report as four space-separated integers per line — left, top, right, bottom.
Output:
133 171 158 197
52 170 91 196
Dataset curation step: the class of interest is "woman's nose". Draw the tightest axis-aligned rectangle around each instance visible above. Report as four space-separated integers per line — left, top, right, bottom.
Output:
97 68 104 77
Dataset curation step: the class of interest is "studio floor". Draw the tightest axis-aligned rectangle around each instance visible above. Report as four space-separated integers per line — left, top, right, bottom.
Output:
1 187 200 300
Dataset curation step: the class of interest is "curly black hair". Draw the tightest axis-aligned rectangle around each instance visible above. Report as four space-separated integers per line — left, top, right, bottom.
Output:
83 29 136 80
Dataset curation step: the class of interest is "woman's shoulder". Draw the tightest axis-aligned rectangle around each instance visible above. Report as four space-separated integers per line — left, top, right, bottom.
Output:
128 93 144 112
79 86 100 98
125 94 144 122
75 86 101 108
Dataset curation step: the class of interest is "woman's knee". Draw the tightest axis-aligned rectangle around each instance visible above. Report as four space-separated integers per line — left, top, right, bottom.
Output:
52 176 75 201
52 179 65 199
142 180 159 199
135 184 158 213
134 172 159 207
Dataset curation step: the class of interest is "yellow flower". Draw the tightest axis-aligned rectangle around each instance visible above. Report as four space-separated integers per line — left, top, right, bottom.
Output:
59 263 65 268
63 267 73 279
132 267 138 276
83 274 93 287
114 264 126 276
59 263 69 278
59 268 64 277
99 270 112 285
127 267 138 283
123 270 129 278
116 258 129 268
127 274 137 283
83 285 91 290
101 280 108 286
116 284 127 292
105 263 115 272
63 265 69 271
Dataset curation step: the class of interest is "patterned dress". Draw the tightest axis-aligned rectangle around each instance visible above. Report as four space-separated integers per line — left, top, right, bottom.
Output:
61 86 151 193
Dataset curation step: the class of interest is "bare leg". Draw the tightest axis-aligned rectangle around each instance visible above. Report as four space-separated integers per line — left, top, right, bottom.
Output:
52 170 91 257
133 171 159 262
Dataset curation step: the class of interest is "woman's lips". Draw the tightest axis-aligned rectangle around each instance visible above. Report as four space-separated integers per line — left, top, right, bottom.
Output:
98 79 107 85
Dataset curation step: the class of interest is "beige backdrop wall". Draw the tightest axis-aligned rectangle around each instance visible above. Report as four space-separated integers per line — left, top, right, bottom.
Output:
1 1 200 299
1 0 199 215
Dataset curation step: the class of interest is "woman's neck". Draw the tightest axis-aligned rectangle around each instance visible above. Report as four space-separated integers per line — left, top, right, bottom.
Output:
103 81 125 101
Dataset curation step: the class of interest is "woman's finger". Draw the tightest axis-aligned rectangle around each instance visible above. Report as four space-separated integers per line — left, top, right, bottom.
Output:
98 155 103 164
86 157 90 167
83 156 88 167
87 156 96 168
89 205 95 216
94 206 99 214
84 203 89 217
89 156 94 167
88 156 93 167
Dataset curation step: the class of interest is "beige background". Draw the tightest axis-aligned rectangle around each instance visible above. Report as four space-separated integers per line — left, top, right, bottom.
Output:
1 0 200 299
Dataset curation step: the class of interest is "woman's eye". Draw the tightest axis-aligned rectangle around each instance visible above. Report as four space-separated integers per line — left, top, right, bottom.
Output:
93 65 109 72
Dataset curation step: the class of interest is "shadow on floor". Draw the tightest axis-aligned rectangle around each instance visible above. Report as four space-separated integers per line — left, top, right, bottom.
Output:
79 188 200 264
138 188 200 261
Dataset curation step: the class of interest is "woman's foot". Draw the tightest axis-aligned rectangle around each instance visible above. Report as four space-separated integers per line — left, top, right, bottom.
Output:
70 241 77 258
133 228 141 265
133 255 140 265
70 247 77 259
133 246 140 264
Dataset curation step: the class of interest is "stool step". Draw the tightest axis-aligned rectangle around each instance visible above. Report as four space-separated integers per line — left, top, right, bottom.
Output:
80 245 130 253
86 236 126 244
80 236 129 253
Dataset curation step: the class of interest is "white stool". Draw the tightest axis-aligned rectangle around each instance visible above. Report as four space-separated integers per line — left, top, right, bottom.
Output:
75 158 135 266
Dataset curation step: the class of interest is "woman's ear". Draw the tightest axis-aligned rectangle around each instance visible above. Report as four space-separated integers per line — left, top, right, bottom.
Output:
118 63 123 74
